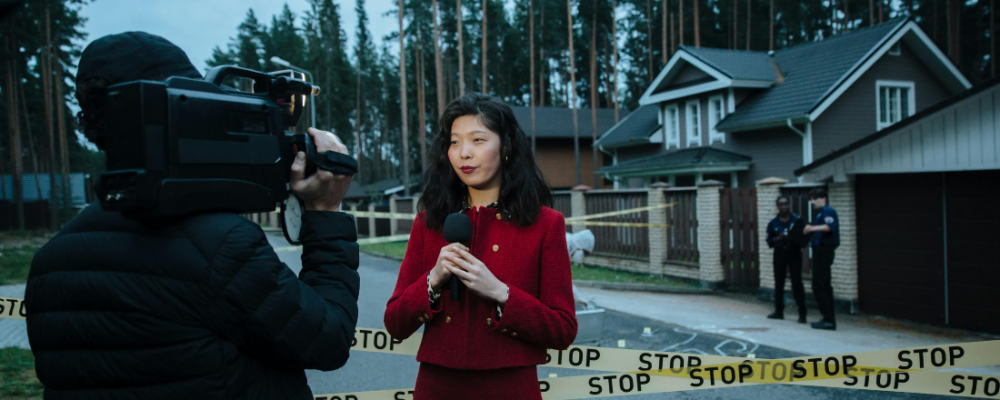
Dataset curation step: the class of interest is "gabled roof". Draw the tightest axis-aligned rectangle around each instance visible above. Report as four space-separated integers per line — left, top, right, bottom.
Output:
795 76 1000 177
597 147 752 176
717 18 971 132
592 105 660 148
359 173 423 197
682 46 777 82
510 106 617 140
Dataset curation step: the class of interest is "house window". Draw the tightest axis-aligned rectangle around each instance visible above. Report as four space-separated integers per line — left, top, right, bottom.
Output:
876 80 915 130
707 95 726 144
664 104 680 149
888 42 901 56
685 100 701 147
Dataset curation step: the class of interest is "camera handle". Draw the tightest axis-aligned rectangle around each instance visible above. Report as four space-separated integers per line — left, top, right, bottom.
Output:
290 133 359 177
204 65 273 89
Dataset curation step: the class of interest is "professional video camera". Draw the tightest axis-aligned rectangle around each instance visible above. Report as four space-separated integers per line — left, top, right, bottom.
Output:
94 65 357 243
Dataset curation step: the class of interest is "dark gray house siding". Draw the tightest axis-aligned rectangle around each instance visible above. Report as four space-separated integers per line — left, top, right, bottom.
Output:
811 42 953 159
727 128 803 186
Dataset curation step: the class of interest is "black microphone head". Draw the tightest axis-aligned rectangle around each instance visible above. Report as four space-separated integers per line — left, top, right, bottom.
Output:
443 213 472 243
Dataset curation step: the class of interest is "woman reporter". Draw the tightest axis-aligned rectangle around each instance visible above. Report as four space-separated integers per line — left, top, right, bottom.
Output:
384 93 577 399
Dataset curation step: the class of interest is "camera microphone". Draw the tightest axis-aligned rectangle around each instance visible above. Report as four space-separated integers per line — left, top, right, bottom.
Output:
443 213 472 302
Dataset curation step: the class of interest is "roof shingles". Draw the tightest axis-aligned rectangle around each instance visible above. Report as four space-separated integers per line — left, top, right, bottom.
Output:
597 147 752 175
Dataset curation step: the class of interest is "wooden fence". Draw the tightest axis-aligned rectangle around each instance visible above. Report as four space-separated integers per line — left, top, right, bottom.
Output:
664 189 699 265
395 197 416 234
720 187 759 288
585 189 649 259
552 191 572 233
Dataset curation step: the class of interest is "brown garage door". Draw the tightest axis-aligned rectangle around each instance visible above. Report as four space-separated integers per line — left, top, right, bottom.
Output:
945 170 1000 333
857 173 945 326
857 171 1000 333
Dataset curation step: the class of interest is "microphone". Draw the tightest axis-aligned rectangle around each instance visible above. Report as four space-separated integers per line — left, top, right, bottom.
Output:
443 213 472 302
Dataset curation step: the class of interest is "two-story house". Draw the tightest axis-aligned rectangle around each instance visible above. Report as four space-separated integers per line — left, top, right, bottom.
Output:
594 17 971 188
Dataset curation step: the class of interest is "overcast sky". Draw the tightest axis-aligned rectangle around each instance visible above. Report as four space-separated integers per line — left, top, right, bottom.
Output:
76 0 398 73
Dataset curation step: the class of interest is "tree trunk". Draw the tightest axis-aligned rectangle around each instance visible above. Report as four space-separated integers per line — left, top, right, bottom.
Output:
568 0 581 185
679 0 684 45
434 0 445 111
54 35 70 211
18 78 44 215
603 35 614 107
612 0 620 122
458 0 465 95
44 8 58 229
646 0 654 79
745 0 751 50
663 0 668 63
482 0 488 93
694 0 700 47
992 0 995 77
530 0 536 154
870 0 875 25
844 0 850 31
770 0 775 50
399 0 410 195
947 0 960 63
540 0 545 107
5 33 25 230
591 0 599 187
418 33 427 175
879 0 884 22
733 0 738 49
356 54 364 184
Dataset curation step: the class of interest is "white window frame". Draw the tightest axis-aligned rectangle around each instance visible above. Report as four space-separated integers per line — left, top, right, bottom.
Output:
707 94 726 144
888 42 901 56
875 80 916 131
685 99 702 147
663 103 680 149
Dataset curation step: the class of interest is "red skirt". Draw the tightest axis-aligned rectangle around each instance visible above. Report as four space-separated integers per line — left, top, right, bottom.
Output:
414 362 542 400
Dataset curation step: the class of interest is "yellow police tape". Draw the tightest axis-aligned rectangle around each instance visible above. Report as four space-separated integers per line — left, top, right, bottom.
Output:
5 299 998 398
344 202 677 229
320 328 1000 399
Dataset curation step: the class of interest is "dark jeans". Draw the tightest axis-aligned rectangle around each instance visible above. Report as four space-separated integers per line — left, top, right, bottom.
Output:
811 246 837 323
773 245 806 316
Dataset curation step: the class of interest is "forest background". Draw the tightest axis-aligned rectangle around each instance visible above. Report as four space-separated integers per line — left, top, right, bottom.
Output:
1 0 996 229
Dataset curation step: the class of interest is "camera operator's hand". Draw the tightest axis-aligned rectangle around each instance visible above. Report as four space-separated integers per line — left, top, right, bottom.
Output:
291 128 353 212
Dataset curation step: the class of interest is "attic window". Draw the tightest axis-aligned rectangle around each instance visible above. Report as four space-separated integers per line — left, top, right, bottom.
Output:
876 80 915 130
888 42 901 56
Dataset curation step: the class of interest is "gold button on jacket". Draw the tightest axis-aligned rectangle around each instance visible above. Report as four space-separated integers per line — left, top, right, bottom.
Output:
492 245 499 252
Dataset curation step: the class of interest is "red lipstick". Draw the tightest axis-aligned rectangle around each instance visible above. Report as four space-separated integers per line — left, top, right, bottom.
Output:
460 166 477 174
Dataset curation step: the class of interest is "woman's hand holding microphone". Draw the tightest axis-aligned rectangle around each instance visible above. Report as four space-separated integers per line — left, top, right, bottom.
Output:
428 244 508 306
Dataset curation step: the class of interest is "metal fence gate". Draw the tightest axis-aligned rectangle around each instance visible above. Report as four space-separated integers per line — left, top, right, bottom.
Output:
720 187 759 288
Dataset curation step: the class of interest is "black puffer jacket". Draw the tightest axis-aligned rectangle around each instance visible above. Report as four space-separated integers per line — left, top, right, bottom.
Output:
25 203 360 399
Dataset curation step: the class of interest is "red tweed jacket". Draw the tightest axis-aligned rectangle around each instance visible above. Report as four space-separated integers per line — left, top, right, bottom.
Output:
384 206 577 370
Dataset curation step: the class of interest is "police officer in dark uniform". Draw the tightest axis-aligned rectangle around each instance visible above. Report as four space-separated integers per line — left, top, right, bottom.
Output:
804 188 839 330
766 196 807 323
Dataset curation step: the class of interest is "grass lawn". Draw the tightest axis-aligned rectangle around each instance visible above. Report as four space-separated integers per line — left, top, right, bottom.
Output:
0 347 43 399
571 263 699 288
0 246 39 286
360 241 409 259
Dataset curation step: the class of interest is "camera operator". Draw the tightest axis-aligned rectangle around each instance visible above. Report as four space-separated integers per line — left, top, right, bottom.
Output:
24 32 360 399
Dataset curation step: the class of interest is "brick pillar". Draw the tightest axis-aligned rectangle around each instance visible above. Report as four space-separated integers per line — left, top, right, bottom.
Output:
570 185 589 233
829 181 858 312
648 182 670 277
696 180 725 288
368 203 377 238
756 177 789 297
389 194 399 235
350 203 359 232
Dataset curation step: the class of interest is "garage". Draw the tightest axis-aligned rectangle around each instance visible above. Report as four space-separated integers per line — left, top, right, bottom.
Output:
797 79 1000 333
856 171 1000 332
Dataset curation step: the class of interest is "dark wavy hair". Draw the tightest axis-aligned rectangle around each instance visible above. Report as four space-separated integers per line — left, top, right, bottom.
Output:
419 93 552 231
